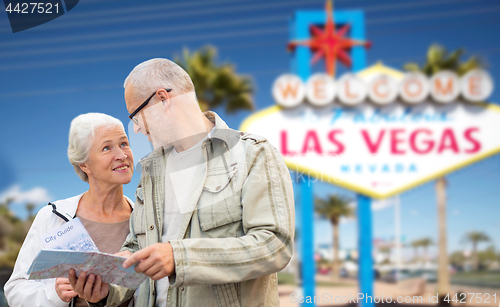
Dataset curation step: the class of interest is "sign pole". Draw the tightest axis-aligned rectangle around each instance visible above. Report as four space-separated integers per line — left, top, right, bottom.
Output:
290 7 369 307
395 195 402 281
357 194 374 307
293 11 315 306
301 177 316 306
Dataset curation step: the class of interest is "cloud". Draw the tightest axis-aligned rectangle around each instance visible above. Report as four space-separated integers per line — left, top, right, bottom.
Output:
0 185 51 205
340 216 355 224
453 210 460 215
371 198 396 211
317 198 396 214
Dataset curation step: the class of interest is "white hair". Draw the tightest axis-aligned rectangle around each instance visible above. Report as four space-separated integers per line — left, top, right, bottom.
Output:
124 58 194 99
68 113 125 183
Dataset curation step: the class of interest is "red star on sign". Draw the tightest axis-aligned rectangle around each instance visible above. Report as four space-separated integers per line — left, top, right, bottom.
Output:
287 0 372 77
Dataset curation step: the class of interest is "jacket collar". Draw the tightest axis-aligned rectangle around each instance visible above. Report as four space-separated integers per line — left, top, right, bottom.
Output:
52 193 134 220
203 111 231 143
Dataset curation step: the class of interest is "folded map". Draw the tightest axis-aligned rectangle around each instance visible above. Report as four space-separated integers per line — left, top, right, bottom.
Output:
28 249 146 289
41 217 98 252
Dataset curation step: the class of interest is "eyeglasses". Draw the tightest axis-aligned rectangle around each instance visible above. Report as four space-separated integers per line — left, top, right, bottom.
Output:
128 88 172 124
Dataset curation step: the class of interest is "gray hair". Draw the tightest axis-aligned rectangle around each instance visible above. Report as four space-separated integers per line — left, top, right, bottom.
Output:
68 113 125 182
123 58 194 99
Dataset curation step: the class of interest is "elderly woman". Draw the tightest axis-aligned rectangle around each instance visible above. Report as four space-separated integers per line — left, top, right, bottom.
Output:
4 113 134 307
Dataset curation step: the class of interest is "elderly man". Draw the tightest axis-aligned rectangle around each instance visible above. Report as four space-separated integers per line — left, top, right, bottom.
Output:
72 58 295 307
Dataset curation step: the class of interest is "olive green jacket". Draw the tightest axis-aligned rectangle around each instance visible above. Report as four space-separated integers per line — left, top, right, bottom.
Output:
95 111 294 307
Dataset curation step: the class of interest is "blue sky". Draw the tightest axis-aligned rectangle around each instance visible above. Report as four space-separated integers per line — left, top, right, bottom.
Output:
0 0 499 259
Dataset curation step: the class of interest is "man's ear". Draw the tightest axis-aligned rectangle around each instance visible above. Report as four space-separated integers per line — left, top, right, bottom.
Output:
157 88 170 101
158 89 171 110
162 99 171 111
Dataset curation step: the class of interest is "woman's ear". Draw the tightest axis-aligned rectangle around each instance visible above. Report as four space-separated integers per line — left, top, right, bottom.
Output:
79 163 90 175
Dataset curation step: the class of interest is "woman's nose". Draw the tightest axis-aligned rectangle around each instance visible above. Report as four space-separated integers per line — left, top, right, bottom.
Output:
115 149 128 160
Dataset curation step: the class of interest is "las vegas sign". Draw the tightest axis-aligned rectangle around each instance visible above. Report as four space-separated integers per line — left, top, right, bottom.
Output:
240 63 498 199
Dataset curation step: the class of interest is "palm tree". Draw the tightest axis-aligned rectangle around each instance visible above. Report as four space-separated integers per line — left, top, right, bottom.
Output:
411 240 421 262
0 198 14 217
410 238 433 263
449 251 465 269
0 198 17 250
463 231 490 271
477 245 496 269
404 45 485 299
0 215 13 250
379 246 391 264
404 44 483 76
25 203 36 220
175 46 254 113
315 194 354 281
418 238 433 262
435 177 450 300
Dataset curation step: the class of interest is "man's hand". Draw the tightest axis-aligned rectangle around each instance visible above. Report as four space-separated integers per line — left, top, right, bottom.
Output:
122 242 175 280
68 269 109 303
114 250 133 258
55 277 78 303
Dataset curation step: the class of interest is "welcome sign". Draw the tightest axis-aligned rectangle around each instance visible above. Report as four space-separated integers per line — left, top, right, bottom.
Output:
241 64 500 199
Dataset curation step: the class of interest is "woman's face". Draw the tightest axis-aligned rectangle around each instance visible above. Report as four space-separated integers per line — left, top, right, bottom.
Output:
80 125 134 186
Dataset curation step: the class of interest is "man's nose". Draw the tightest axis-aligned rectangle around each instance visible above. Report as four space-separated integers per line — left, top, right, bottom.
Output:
133 121 141 134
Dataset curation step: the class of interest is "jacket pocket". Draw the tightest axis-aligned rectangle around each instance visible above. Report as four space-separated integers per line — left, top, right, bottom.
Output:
132 205 147 248
211 283 241 307
135 185 144 205
198 164 242 232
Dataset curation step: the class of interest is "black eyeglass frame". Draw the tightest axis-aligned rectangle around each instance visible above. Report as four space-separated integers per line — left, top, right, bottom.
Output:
128 88 172 123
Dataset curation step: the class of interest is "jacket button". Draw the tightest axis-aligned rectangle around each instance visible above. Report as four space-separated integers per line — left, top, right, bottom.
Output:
216 186 221 191
181 287 184 291
150 225 154 230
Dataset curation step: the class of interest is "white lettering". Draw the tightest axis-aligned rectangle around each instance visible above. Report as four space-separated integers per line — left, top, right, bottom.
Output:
272 69 493 107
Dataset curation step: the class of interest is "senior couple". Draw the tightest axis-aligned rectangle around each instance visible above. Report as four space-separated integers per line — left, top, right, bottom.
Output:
4 58 295 307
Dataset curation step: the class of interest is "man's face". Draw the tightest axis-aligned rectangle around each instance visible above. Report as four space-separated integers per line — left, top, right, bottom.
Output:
125 85 171 148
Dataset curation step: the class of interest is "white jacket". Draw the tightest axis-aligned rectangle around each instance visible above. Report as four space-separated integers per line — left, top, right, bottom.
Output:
3 193 134 307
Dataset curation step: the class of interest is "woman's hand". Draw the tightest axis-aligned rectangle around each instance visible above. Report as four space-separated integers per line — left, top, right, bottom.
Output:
68 269 109 303
55 277 78 303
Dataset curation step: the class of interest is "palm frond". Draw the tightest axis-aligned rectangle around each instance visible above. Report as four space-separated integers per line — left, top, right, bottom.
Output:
315 194 354 225
403 44 484 76
174 45 254 113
